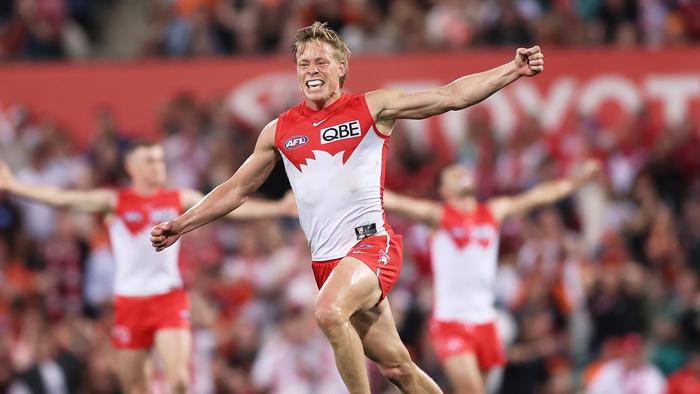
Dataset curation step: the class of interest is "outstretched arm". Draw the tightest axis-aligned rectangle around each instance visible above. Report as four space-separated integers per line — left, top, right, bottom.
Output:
0 160 116 213
366 46 544 123
383 190 442 227
151 119 280 251
488 160 601 222
180 189 297 220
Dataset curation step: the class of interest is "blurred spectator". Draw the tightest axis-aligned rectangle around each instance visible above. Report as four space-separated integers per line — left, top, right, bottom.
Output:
0 49 699 391
2 0 700 61
251 301 345 394
667 348 700 394
586 334 666 394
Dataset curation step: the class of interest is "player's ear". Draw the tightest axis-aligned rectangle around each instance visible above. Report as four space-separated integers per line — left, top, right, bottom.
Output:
338 60 347 79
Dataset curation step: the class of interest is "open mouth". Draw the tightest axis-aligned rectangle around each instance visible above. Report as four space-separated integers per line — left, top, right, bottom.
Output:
306 79 324 90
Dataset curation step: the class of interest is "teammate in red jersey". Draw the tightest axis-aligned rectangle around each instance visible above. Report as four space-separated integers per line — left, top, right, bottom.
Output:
383 160 600 393
0 141 294 394
150 22 545 393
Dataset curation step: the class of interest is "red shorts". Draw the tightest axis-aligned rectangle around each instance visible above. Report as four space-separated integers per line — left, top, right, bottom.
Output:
112 289 191 349
429 320 506 371
312 233 402 304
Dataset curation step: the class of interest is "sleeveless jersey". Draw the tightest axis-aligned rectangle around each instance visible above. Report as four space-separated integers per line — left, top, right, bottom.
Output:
109 188 183 296
275 93 391 261
431 203 500 323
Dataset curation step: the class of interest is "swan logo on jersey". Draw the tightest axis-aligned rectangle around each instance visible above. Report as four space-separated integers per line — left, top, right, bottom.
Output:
151 208 179 223
123 211 144 223
471 226 494 248
321 120 361 144
284 135 308 150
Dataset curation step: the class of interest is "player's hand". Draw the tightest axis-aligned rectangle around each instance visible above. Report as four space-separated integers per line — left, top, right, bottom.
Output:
0 159 16 191
576 159 602 184
150 220 183 251
514 46 544 77
279 190 298 217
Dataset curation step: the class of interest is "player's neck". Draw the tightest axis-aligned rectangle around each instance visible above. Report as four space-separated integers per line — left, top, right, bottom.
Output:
132 182 159 196
305 90 342 111
448 196 477 212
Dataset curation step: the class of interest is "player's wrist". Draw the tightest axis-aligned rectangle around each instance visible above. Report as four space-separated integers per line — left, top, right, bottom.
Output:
171 217 189 235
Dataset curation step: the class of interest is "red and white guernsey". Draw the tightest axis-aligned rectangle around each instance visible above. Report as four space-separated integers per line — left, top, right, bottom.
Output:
275 93 391 261
431 203 500 323
109 188 183 296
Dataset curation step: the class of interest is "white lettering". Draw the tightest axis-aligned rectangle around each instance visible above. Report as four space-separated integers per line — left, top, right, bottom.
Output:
579 74 641 116
513 78 576 132
645 75 700 126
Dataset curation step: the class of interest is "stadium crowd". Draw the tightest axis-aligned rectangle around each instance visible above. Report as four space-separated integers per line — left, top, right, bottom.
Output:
0 83 699 393
1 0 700 60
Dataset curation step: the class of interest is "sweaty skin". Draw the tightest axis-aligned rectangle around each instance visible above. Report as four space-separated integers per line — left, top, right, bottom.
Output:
150 34 544 394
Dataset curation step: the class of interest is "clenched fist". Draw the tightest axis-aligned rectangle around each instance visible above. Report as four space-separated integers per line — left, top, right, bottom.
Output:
151 220 184 251
515 46 544 77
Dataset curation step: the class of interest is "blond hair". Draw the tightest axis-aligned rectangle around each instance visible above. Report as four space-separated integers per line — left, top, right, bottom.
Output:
292 21 351 87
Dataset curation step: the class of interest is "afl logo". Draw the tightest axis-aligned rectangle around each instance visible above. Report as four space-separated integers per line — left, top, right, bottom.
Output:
284 135 308 150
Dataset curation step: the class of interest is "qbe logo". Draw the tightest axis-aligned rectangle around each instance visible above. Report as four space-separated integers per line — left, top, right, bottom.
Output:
284 135 308 150
321 120 361 144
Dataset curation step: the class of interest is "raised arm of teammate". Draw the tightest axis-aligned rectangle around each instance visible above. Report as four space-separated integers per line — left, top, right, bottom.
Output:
383 191 442 227
180 188 297 220
151 120 280 251
0 159 116 213
488 159 601 222
365 46 543 127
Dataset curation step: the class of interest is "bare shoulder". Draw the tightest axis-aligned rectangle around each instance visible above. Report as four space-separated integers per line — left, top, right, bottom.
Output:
364 89 403 117
256 118 279 148
487 197 511 222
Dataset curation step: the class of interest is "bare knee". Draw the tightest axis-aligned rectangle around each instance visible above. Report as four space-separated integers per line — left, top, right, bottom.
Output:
166 370 189 394
377 349 416 387
120 378 148 394
379 362 416 387
454 379 484 394
315 302 347 335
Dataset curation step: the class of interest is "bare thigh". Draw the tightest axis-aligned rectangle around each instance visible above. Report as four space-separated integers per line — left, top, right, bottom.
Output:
115 348 149 394
350 301 411 368
154 328 191 382
316 256 383 317
442 353 485 394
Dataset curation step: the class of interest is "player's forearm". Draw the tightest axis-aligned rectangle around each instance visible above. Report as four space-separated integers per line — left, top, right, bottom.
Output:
384 192 440 225
8 181 73 208
446 61 520 110
175 179 249 234
223 199 283 221
531 179 577 206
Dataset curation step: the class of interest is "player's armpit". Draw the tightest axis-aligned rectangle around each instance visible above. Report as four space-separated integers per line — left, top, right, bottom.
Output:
383 190 441 226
